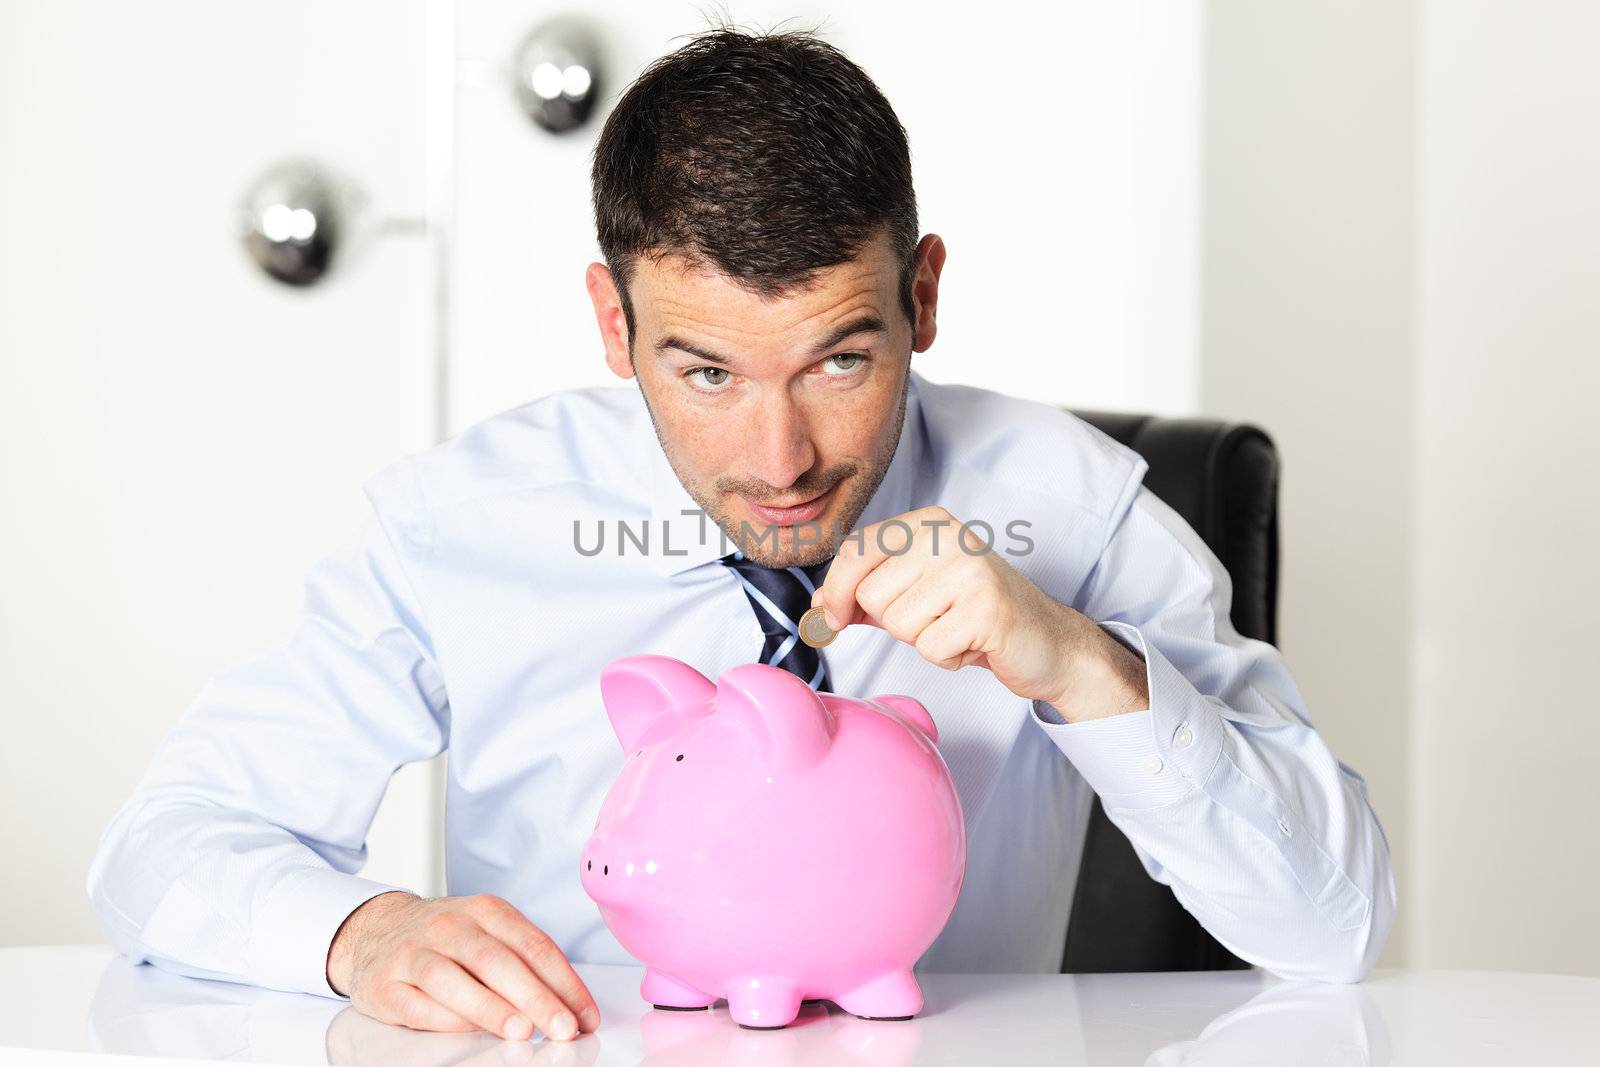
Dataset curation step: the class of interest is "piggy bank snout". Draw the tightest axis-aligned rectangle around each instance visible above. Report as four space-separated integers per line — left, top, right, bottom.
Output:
581 835 615 878
580 840 619 903
581 833 657 906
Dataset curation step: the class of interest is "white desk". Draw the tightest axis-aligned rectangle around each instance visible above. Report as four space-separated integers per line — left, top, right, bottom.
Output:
0 945 1594 1065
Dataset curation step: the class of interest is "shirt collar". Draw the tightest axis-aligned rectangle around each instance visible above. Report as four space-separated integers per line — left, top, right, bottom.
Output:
637 369 927 580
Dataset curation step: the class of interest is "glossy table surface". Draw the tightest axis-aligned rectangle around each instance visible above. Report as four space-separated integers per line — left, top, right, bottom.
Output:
0 945 1595 1065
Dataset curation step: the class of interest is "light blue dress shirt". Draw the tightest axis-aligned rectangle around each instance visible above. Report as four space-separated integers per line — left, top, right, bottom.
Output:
86 369 1395 999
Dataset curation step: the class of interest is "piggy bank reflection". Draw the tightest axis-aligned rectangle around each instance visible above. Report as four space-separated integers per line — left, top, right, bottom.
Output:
580 655 966 1030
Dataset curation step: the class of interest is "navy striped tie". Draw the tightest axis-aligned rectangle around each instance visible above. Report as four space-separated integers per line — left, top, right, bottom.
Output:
720 551 834 692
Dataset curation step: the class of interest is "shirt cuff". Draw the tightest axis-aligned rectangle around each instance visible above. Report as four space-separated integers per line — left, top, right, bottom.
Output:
253 866 410 999
1029 620 1226 810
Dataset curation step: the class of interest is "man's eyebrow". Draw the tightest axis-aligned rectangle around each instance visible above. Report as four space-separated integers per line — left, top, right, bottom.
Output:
653 312 887 365
654 335 731 364
808 313 886 355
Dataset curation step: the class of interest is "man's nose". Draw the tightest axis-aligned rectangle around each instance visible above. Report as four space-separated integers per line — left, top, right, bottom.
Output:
746 392 817 491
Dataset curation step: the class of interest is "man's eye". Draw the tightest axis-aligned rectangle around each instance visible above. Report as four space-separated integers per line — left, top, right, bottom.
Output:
687 366 732 390
822 353 866 375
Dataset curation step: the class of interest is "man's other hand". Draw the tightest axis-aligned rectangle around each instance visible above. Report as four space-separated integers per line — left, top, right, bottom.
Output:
325 891 601 1041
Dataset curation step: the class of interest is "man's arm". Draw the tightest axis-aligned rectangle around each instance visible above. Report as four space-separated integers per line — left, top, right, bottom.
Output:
85 507 447 997
813 485 1395 981
88 493 603 1040
1032 484 1396 981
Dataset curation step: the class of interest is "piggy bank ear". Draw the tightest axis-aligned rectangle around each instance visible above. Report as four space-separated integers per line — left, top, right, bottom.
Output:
871 694 938 744
599 655 715 752
717 663 836 775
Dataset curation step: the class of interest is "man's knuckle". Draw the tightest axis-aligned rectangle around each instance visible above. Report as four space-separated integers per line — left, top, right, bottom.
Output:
915 633 955 670
466 938 505 972
415 953 452 987
519 981 559 1015
519 931 560 967
959 552 990 581
422 912 460 940
856 579 888 617
388 988 427 1027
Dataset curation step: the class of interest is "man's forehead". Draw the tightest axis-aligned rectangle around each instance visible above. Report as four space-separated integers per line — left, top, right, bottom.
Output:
632 240 898 343
649 278 885 344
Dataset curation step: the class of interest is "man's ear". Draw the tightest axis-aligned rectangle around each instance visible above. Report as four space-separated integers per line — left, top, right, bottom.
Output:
585 261 635 380
910 233 947 354
599 655 715 751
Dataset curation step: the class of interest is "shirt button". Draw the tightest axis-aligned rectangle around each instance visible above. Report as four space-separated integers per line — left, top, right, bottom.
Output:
1277 818 1293 837
1144 755 1164 775
1173 723 1194 749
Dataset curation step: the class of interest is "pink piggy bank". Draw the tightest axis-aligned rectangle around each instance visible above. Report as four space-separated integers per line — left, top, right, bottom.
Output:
580 654 966 1029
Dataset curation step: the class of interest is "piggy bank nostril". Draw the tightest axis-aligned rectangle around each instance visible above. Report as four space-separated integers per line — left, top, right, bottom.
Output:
603 865 609 875
587 860 592 871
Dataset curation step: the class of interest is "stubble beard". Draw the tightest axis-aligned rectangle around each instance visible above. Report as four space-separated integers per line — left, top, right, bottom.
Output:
639 369 910 569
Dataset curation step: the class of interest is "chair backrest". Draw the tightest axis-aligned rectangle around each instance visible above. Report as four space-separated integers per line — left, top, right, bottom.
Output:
1059 409 1281 973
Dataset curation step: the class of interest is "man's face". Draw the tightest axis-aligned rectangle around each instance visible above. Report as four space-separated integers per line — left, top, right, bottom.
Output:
586 229 945 568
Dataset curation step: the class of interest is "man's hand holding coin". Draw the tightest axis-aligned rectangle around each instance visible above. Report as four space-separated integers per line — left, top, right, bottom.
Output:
807 506 1150 723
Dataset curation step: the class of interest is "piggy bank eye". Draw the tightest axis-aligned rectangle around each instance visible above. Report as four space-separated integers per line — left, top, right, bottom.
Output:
675 754 685 762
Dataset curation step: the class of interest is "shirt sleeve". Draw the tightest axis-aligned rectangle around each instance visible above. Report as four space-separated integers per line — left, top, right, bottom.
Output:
1029 483 1396 982
85 493 449 999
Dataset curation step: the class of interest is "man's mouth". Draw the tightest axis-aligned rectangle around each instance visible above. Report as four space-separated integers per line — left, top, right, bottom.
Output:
743 485 836 526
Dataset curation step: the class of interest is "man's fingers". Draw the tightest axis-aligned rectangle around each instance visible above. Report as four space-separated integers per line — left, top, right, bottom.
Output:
855 553 937 633
453 930 580 1040
477 906 600 1034
818 507 967 628
815 520 901 627
380 981 477 1033
913 606 980 671
412 950 536 1041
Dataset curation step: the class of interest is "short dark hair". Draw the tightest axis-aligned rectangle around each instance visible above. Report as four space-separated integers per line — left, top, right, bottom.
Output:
591 26 919 345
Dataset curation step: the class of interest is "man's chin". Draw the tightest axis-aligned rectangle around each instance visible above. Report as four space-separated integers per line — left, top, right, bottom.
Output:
725 523 838 568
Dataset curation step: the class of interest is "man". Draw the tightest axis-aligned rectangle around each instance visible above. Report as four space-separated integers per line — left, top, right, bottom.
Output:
88 28 1394 1044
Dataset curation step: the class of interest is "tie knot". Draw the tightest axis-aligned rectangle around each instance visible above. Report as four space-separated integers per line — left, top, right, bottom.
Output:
719 552 835 692
719 552 832 636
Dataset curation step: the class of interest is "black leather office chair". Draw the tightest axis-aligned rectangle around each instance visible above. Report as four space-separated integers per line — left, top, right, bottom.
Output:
1058 409 1281 973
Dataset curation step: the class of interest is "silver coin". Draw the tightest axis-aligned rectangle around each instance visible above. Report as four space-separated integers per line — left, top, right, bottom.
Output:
798 606 837 649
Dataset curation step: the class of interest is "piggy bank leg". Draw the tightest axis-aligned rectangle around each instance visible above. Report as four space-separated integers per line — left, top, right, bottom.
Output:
726 978 804 1030
833 970 922 1021
642 968 718 1011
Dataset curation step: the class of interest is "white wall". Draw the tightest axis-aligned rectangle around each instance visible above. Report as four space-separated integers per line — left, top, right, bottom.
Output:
1200 0 1418 967
1203 0 1600 976
1411 0 1600 975
0 0 444 945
